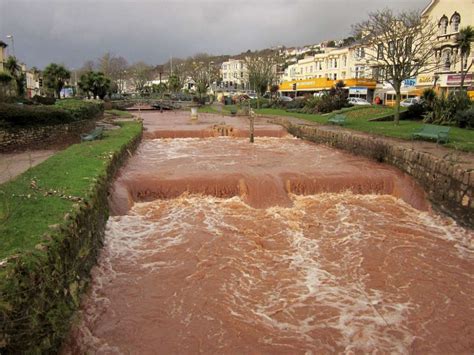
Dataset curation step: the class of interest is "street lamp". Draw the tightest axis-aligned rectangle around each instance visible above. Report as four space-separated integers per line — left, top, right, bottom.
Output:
6 35 14 57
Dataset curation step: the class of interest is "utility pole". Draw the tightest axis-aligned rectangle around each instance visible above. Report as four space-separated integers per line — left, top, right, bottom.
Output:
6 35 14 57
249 101 255 143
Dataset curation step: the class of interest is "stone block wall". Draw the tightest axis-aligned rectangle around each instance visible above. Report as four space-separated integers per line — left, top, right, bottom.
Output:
0 120 97 153
273 117 473 228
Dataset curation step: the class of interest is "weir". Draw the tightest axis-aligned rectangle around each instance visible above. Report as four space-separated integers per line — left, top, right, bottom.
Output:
63 110 474 354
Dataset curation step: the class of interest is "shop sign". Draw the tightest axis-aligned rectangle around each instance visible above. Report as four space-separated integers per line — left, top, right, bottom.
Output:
349 87 368 95
402 78 416 88
447 73 473 85
417 75 435 85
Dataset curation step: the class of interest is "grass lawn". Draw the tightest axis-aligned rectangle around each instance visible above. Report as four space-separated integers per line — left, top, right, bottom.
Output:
0 121 142 260
198 104 236 114
105 109 134 118
254 106 474 152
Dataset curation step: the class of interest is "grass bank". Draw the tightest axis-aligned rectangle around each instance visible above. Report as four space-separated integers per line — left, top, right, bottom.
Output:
105 109 134 118
255 106 474 152
0 121 142 352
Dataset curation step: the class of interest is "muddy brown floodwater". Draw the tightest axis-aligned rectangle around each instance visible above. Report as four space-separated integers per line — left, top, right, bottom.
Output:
63 111 474 354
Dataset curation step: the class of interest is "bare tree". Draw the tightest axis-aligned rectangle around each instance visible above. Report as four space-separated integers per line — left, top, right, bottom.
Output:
244 53 277 109
129 61 154 94
188 60 218 103
354 9 437 124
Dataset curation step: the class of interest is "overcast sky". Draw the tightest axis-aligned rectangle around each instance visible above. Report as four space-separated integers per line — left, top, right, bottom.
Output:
1 0 429 69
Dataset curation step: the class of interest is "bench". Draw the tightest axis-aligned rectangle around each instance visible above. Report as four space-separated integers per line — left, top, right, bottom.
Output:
412 124 450 144
328 114 346 126
81 127 104 142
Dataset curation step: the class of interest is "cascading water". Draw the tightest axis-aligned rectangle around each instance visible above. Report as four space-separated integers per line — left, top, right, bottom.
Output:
62 111 474 354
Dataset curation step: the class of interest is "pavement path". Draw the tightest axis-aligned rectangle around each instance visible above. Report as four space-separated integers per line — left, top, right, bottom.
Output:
0 150 57 184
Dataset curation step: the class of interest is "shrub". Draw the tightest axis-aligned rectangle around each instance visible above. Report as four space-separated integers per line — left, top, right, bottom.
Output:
455 106 474 129
0 104 72 126
32 96 56 105
54 99 104 121
0 100 103 127
406 102 426 119
423 91 470 125
284 98 307 110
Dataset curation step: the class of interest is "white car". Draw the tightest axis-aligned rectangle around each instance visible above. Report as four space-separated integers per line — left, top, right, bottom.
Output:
400 98 419 107
348 97 371 106
279 96 294 102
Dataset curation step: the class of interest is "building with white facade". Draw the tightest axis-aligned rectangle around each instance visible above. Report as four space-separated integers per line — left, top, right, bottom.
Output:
221 59 248 90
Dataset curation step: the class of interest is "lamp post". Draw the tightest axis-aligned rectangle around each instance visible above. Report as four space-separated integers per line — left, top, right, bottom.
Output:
6 35 14 57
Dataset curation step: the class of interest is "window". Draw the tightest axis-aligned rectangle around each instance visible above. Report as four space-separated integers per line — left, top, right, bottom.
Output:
377 44 384 59
240 72 243 78
342 55 347 67
388 41 395 56
333 73 337 80
405 37 413 55
439 16 448 35
334 59 338 68
442 49 451 71
397 39 404 54
356 47 365 58
451 13 461 32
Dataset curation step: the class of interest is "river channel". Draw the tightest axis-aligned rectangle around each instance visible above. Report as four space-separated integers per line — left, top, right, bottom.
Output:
63 111 474 354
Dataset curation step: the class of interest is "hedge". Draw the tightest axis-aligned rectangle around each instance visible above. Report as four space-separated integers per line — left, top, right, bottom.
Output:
0 100 103 127
0 121 142 352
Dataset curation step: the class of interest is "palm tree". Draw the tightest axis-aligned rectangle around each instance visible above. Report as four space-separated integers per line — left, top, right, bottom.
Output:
455 26 474 91
43 63 71 98
4 56 25 97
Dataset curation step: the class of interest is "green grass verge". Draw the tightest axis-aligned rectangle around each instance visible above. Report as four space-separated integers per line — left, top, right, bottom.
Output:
254 106 474 152
198 104 236 114
0 121 142 260
105 109 134 118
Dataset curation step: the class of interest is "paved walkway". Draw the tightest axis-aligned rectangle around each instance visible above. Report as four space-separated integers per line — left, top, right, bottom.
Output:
0 150 57 184
263 115 474 170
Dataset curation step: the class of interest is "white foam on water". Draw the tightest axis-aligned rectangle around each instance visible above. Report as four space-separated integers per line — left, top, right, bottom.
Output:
70 192 473 354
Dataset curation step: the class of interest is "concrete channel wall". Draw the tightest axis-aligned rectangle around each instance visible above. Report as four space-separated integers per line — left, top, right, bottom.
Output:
271 117 474 228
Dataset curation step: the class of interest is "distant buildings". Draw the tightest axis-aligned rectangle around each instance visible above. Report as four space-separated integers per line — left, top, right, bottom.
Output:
221 59 248 90
417 0 474 98
275 0 474 104
0 41 7 72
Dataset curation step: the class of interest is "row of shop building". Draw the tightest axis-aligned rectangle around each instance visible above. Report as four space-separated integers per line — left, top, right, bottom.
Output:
220 0 474 104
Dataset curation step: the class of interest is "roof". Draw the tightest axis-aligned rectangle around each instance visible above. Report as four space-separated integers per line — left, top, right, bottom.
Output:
421 0 438 17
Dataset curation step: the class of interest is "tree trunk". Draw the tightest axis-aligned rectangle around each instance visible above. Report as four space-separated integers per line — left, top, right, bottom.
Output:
394 87 401 125
460 56 465 92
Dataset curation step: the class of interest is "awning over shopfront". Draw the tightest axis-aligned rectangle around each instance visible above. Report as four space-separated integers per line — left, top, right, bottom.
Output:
279 78 377 92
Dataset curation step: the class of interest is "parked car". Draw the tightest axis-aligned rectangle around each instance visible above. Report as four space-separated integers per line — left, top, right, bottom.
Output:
348 97 371 106
279 96 294 102
400 98 420 107
248 93 258 100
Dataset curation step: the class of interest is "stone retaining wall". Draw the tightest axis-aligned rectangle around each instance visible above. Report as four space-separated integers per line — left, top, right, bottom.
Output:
0 123 143 352
0 120 97 153
272 117 473 228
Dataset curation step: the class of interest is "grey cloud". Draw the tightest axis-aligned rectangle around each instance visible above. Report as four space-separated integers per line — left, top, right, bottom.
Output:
0 0 428 69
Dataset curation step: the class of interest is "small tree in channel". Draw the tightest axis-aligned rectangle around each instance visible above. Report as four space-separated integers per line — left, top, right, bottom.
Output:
354 9 437 124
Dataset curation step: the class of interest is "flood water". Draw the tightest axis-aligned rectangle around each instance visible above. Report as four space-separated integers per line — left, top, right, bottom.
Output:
64 111 474 354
